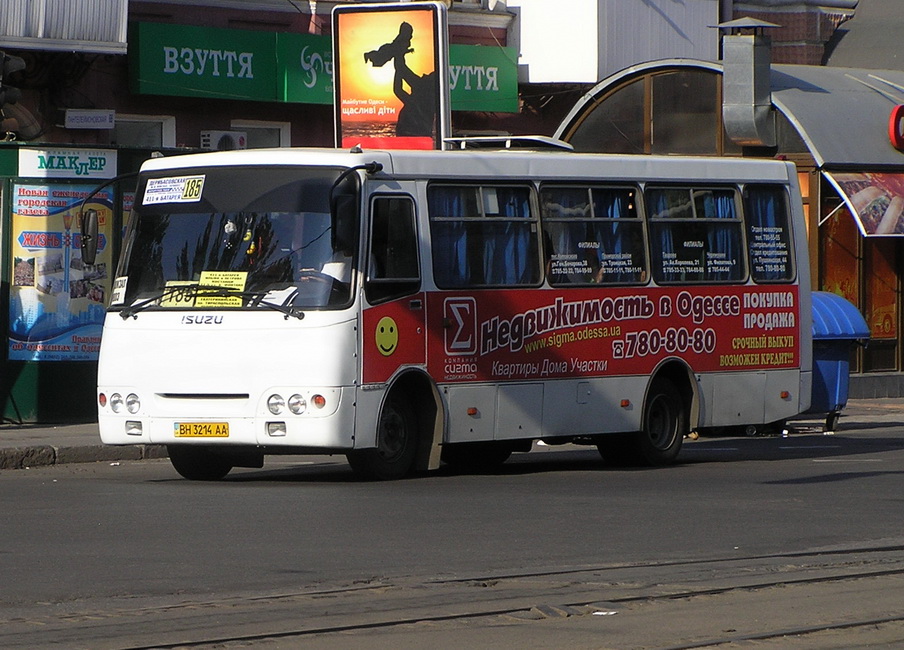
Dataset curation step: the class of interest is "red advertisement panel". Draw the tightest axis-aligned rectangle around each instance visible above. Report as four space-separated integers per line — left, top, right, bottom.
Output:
362 294 428 383
420 286 800 383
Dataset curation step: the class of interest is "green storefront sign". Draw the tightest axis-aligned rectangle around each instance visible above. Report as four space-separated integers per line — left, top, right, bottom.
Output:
130 22 517 112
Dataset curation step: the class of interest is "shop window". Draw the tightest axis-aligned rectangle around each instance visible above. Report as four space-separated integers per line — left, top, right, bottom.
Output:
562 68 729 156
567 79 645 154
651 70 718 155
429 184 540 288
647 187 745 284
231 120 291 148
820 201 860 306
113 115 175 148
863 238 898 371
540 185 646 285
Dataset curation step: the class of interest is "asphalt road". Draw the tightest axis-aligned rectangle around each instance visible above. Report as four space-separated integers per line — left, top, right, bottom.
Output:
2 424 904 649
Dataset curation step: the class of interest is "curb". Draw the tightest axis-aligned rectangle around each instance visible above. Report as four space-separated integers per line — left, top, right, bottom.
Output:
0 444 168 470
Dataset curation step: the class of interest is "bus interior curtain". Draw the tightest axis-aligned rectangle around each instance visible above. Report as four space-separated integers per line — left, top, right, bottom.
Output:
745 187 785 281
650 191 677 281
429 188 469 286
706 191 741 281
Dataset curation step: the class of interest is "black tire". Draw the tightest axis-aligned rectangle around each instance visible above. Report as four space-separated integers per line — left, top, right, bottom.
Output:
636 377 685 465
346 396 418 480
441 442 512 473
167 445 233 481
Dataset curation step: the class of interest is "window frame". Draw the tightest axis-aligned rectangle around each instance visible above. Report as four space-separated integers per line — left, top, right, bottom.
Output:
230 119 292 148
427 182 542 289
113 114 176 148
539 183 649 286
365 194 422 304
742 183 797 284
646 184 748 285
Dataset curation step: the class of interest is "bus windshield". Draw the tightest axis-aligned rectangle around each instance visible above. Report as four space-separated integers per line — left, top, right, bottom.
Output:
114 166 358 314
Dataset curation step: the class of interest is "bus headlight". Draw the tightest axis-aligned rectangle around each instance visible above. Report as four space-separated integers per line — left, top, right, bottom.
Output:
288 394 306 414
110 393 124 413
267 394 285 415
126 393 141 414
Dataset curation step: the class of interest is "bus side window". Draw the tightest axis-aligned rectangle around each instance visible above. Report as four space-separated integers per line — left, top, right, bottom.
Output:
744 185 795 282
428 184 540 288
541 185 646 285
648 187 745 284
365 196 421 304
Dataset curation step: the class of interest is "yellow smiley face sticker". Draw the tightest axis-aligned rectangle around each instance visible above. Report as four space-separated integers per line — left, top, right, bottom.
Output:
375 316 399 356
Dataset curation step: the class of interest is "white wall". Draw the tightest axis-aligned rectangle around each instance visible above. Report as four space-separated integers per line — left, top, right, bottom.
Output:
508 0 600 83
509 0 720 84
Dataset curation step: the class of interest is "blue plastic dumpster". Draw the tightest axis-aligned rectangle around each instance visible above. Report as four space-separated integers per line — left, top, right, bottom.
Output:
808 291 870 431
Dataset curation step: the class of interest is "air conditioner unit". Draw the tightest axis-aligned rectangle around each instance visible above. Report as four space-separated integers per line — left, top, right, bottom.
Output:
200 130 247 150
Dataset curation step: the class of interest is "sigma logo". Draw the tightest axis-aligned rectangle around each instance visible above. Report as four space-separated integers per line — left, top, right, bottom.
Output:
443 297 477 356
181 315 224 325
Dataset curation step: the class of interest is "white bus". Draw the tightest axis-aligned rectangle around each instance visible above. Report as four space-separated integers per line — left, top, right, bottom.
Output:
89 144 812 480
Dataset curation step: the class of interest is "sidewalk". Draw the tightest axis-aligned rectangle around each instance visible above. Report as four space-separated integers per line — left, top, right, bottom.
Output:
0 399 901 470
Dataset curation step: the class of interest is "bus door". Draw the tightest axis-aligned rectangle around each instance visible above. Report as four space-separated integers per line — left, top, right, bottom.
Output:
361 195 426 384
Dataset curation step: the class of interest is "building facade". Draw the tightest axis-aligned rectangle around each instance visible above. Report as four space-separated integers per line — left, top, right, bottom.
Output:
0 0 897 422
0 0 520 422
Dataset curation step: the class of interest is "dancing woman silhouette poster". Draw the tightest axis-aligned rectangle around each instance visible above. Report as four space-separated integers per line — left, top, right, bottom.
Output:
333 3 449 150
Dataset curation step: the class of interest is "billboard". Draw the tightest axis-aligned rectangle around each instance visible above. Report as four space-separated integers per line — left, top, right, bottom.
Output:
333 2 450 150
9 183 112 361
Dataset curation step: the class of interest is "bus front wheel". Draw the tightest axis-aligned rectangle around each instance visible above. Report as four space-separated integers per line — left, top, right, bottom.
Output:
347 396 418 480
167 445 233 480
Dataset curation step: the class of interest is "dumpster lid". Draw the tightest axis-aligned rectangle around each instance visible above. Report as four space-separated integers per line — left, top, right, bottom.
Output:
811 291 870 341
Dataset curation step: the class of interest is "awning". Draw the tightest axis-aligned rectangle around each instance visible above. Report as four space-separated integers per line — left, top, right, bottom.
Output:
823 171 904 236
771 65 904 168
811 291 870 341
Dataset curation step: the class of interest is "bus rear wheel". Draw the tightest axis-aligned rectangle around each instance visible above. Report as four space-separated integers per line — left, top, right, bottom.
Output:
167 445 233 480
597 378 685 466
347 396 417 480
636 377 685 465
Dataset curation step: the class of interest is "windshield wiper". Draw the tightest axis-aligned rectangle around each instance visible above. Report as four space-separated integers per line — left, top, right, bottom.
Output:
119 285 305 320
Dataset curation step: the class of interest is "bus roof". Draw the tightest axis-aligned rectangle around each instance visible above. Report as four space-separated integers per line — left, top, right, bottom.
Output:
139 146 796 185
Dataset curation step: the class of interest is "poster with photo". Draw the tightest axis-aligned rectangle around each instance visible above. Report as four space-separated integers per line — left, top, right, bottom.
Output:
9 183 112 361
828 172 904 236
333 2 449 150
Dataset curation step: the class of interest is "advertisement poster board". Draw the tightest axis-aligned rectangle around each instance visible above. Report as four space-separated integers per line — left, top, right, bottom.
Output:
826 172 904 236
333 2 450 150
362 286 801 385
9 184 112 361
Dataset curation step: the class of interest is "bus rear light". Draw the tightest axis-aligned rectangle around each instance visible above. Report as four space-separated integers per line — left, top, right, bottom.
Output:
126 421 143 436
467 407 478 416
780 391 791 400
126 393 141 414
99 393 107 408
620 399 631 408
267 422 287 437
312 394 326 409
110 393 124 413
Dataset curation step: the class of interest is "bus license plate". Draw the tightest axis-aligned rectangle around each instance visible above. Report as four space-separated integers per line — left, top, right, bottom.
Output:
174 422 229 438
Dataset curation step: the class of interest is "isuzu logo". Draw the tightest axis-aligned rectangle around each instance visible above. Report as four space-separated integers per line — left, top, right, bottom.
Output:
181 315 224 325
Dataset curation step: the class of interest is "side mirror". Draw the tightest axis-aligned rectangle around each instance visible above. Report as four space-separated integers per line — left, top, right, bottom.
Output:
81 208 98 265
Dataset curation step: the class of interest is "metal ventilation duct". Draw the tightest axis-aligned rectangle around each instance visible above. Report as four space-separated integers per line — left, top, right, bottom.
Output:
721 19 777 148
